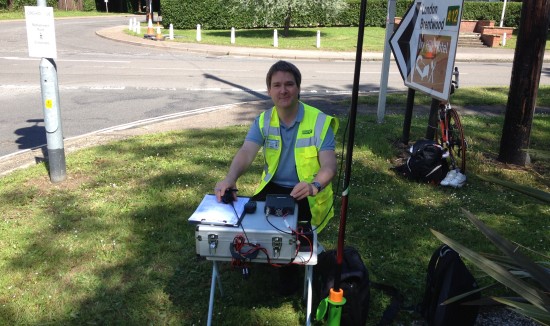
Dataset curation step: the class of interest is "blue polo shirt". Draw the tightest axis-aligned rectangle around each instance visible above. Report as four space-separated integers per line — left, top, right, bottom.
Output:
245 103 336 188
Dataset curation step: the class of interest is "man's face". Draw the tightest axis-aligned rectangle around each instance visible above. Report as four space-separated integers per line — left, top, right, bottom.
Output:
267 71 300 111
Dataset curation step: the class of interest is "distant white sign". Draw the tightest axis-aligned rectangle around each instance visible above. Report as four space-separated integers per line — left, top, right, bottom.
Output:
24 6 57 59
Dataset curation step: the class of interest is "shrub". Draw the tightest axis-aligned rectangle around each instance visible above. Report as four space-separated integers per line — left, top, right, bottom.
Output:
160 0 522 30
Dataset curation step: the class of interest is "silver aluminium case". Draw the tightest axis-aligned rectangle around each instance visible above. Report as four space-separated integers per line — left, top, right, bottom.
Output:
195 201 298 263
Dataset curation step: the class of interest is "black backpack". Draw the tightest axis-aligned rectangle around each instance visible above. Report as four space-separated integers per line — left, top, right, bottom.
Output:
313 247 370 325
420 245 481 326
393 139 448 184
313 247 403 326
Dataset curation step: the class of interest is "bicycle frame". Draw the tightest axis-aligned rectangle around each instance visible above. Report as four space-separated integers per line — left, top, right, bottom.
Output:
436 67 466 173
438 103 452 146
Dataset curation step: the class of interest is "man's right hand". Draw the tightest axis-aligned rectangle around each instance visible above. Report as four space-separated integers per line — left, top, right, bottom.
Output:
214 140 260 202
214 180 236 202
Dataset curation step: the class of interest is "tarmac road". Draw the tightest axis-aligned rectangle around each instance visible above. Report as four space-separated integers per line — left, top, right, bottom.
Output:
1 15 549 177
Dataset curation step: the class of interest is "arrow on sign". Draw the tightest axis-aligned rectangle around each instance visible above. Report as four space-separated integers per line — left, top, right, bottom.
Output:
390 2 421 82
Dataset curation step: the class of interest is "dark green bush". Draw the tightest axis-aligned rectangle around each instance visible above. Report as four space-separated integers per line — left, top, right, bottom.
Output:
161 0 416 29
2 0 137 12
463 1 522 28
8 0 58 10
161 0 243 29
2 0 523 30
161 0 522 30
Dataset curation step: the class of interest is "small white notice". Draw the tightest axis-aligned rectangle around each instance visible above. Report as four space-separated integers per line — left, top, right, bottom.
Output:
24 6 57 59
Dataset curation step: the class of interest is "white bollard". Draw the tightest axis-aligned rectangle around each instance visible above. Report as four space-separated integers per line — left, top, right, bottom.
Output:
196 24 202 42
137 23 141 35
169 23 174 40
231 27 235 44
133 18 137 33
128 18 132 31
316 30 321 48
274 29 278 48
502 32 507 46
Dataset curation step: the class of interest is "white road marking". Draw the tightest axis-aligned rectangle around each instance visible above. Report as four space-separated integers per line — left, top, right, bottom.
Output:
0 56 130 63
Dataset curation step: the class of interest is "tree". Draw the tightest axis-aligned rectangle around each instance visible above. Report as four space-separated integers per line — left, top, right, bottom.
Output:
239 0 346 37
498 0 550 165
57 0 84 10
145 0 152 21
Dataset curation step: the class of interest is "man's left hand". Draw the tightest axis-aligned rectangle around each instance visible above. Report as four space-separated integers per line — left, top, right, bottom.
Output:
290 181 317 200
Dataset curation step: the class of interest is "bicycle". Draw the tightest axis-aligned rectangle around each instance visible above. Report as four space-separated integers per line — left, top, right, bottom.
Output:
435 67 467 187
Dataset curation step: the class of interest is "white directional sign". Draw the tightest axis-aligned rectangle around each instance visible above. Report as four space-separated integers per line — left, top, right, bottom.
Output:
24 6 57 59
390 0 464 101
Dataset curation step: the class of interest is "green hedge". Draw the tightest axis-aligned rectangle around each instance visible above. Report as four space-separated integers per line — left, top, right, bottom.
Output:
161 0 236 29
161 0 523 30
161 0 350 29
2 0 137 12
6 0 58 9
161 0 415 29
1 0 523 30
463 1 522 28
336 0 415 27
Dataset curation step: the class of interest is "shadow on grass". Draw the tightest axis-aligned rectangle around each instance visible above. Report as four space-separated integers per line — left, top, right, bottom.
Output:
1 113 549 325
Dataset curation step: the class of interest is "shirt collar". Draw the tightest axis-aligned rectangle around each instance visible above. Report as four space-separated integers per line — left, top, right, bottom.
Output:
289 102 304 128
278 102 304 129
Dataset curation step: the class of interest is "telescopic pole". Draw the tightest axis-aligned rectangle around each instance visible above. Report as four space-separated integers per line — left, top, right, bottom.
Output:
335 0 368 296
317 0 368 324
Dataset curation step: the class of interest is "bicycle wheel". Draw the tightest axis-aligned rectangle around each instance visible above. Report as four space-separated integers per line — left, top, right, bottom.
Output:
446 108 466 173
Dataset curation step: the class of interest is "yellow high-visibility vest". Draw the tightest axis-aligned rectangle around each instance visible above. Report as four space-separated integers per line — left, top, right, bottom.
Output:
255 102 339 232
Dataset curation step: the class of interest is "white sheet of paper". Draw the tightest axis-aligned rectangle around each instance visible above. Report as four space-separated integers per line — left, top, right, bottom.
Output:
188 194 249 226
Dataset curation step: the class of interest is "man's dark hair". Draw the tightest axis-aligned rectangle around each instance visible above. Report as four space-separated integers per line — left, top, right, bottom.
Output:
266 60 302 89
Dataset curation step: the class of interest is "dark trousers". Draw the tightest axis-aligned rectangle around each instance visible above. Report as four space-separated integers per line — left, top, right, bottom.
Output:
251 182 312 223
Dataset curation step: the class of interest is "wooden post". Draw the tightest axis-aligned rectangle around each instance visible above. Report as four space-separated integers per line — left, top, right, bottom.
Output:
401 88 415 144
498 0 550 165
425 98 440 141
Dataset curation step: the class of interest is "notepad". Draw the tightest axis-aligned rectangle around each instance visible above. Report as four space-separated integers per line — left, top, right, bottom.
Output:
188 194 250 226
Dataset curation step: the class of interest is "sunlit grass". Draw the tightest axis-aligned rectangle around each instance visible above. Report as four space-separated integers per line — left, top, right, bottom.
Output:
356 85 550 108
1 93 549 324
127 26 388 52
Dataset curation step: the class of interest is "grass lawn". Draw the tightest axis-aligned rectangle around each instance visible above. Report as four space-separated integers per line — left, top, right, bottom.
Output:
1 88 549 325
163 27 389 52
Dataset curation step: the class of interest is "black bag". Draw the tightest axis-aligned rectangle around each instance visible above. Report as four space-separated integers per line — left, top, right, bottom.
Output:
313 247 403 326
313 247 370 325
393 139 448 184
420 245 481 326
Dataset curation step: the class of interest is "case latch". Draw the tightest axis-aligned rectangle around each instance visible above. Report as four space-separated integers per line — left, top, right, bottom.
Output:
272 237 282 258
208 234 218 255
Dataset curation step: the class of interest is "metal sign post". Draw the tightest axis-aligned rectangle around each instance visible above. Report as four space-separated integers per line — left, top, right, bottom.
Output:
377 0 397 123
39 58 66 183
25 2 66 183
